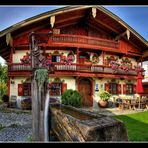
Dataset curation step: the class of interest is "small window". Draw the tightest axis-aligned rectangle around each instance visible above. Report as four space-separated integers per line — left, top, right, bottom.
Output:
109 83 117 94
23 83 31 96
52 55 61 62
126 84 133 94
50 83 62 96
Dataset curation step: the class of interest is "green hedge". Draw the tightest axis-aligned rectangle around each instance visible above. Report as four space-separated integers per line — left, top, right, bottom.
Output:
61 89 82 107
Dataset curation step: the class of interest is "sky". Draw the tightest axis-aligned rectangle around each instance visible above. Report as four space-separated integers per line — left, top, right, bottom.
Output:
0 5 148 65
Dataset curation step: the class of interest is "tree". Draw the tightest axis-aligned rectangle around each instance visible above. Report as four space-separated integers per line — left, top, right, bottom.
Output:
0 64 8 100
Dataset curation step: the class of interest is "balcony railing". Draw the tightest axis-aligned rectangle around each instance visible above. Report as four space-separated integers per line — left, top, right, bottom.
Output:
8 63 138 76
48 34 119 49
8 63 32 71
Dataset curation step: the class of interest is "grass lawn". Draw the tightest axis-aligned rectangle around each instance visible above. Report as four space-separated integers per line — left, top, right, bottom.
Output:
114 111 148 141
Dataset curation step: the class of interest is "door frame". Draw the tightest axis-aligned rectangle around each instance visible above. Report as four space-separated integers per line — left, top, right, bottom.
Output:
77 77 93 107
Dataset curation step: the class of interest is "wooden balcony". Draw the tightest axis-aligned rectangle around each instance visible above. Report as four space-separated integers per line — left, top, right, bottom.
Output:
8 63 138 76
46 34 119 50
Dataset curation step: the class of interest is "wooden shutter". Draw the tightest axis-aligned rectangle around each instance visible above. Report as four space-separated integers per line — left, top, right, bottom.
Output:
123 84 127 94
105 83 109 92
28 83 31 96
62 83 67 94
18 84 24 96
133 85 136 94
117 84 121 94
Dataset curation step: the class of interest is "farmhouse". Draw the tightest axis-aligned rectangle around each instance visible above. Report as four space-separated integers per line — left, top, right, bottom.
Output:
0 6 147 108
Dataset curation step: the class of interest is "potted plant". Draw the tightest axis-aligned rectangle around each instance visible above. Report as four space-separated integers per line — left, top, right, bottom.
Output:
98 90 111 108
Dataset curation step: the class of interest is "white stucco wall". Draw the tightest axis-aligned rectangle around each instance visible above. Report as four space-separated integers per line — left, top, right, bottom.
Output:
46 50 76 63
93 78 137 109
13 50 29 63
48 76 76 90
10 77 28 108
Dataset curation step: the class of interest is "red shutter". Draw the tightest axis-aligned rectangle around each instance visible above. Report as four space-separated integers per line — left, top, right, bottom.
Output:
49 83 53 96
62 83 67 94
18 84 24 96
29 83 31 96
123 84 127 94
117 84 121 94
133 85 136 94
105 83 109 92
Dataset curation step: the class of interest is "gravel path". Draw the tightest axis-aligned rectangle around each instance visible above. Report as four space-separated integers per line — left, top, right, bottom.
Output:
0 110 32 142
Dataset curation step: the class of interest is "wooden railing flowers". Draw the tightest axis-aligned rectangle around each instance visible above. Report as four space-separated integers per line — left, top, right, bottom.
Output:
20 52 31 64
110 60 120 73
134 65 143 72
120 63 132 74
62 51 75 65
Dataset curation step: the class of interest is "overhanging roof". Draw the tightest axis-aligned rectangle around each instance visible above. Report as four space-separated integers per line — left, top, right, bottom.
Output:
0 5 147 62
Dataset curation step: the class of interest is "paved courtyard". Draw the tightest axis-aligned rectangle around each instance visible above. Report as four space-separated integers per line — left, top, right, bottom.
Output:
0 107 147 142
0 110 32 142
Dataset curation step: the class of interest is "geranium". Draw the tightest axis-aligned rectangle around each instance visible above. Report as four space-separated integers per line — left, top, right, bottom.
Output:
110 61 120 73
120 63 131 74
64 56 73 65
134 65 143 73
20 52 31 64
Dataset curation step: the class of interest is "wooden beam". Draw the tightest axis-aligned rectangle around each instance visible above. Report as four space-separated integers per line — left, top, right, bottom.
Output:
49 71 138 79
13 23 50 39
56 15 85 25
86 23 112 38
0 47 9 53
55 22 78 29
94 18 119 34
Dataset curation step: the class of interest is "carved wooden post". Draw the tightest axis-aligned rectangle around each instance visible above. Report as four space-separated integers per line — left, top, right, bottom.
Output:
30 32 40 141
30 31 53 141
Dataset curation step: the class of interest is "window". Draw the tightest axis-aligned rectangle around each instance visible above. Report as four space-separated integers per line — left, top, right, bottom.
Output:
23 83 31 96
52 55 61 62
109 83 117 94
50 83 62 96
126 84 133 94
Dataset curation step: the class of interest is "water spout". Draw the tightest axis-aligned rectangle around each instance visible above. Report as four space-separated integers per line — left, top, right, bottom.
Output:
44 90 50 142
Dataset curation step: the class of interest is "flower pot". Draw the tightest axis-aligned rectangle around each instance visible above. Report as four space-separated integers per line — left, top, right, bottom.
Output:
98 100 108 108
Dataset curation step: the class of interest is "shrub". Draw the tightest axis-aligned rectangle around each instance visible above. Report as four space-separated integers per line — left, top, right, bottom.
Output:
98 90 111 101
2 95 9 103
61 89 82 107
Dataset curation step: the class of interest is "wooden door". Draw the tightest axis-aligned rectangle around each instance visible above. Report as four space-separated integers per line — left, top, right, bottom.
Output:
79 78 93 107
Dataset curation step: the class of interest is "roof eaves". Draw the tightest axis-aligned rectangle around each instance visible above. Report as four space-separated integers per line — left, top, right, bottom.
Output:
96 6 148 46
0 5 92 38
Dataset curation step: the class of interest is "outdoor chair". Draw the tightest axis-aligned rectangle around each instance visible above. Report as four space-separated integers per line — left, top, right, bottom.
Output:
140 97 147 109
121 99 132 110
9 95 17 108
115 98 122 109
130 99 138 110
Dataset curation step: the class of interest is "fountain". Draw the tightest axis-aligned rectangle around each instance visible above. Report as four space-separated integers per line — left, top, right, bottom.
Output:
50 104 128 142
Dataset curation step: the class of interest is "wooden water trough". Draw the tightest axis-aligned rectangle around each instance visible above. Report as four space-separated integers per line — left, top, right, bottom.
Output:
50 105 128 142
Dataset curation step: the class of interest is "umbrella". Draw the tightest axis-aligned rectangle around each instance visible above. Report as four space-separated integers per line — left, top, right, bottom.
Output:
136 73 144 109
